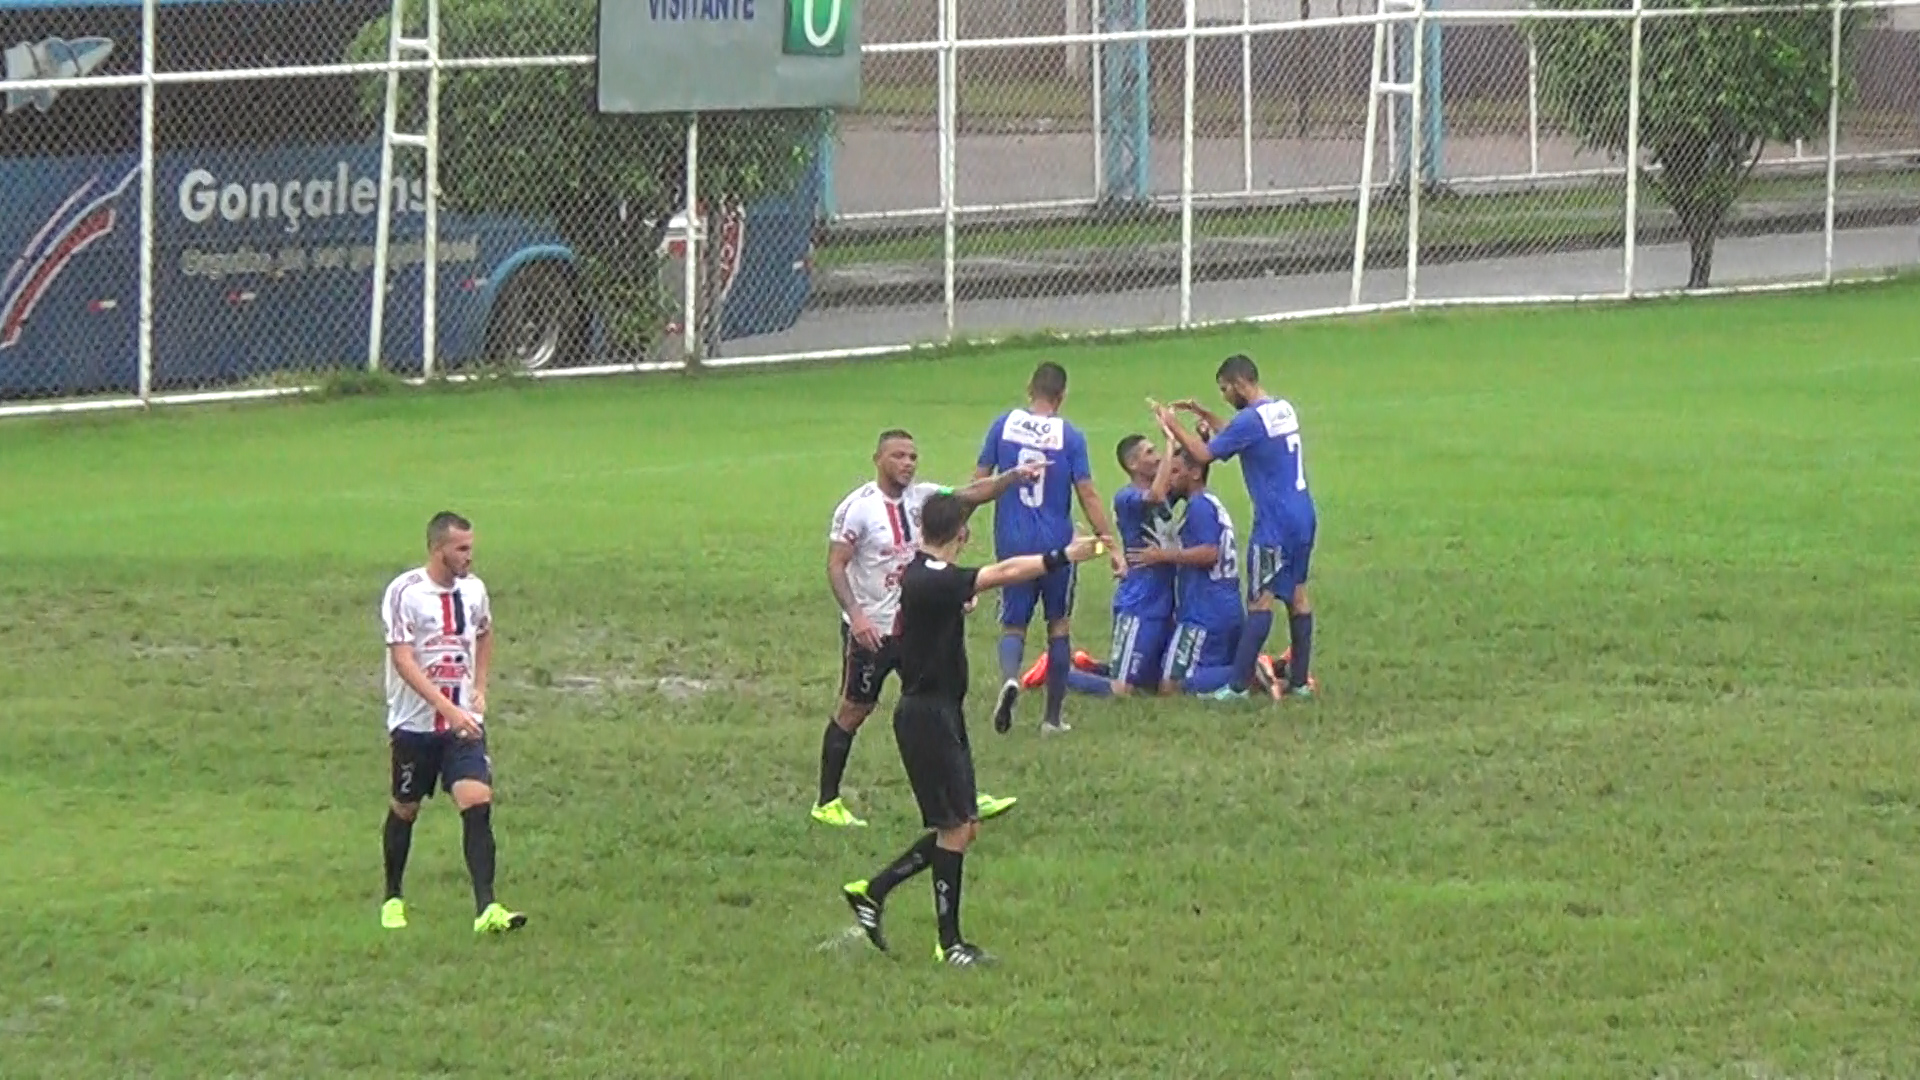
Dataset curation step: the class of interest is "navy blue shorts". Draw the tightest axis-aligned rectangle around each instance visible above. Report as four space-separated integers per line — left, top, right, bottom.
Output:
998 563 1077 628
389 729 492 803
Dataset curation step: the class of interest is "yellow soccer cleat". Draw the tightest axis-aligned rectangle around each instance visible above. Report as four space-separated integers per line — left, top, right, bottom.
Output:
473 902 528 934
811 797 868 828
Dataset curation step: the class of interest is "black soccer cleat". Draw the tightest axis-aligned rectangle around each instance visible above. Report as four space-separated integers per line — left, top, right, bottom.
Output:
935 941 996 967
843 881 888 953
991 679 1020 734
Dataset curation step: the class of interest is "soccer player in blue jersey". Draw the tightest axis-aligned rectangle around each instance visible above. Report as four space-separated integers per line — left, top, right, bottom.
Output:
972 361 1126 735
1154 353 1318 701
1030 429 1182 698
1149 449 1248 695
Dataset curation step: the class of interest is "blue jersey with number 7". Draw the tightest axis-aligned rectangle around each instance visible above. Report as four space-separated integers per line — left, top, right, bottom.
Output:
1205 396 1316 546
977 407 1092 557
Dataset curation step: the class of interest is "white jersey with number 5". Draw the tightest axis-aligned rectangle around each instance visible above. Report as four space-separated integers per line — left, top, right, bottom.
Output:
829 480 943 633
381 567 492 734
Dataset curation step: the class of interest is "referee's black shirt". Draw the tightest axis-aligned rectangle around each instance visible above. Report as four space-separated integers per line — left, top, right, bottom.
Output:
895 552 979 704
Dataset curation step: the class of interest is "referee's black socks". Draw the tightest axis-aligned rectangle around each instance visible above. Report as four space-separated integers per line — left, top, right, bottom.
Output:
868 831 939 901
819 718 856 805
931 845 966 949
461 802 498 915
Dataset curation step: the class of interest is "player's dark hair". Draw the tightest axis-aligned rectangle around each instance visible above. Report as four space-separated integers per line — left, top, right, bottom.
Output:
1029 361 1068 403
919 493 969 546
1115 433 1148 471
426 510 471 548
1216 354 1259 384
876 428 914 449
1176 447 1210 483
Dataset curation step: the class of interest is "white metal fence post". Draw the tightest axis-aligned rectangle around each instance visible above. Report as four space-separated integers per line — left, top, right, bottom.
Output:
1180 0 1198 326
1823 0 1843 284
1623 0 1645 297
682 112 699 362
939 0 958 341
137 0 157 401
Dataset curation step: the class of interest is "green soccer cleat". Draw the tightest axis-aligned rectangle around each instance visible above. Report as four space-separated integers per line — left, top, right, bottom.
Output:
811 798 868 828
473 902 527 935
1206 686 1249 702
975 793 1018 820
380 897 407 930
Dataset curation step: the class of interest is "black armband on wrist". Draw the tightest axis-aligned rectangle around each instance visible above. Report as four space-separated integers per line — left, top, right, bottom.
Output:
1042 548 1070 572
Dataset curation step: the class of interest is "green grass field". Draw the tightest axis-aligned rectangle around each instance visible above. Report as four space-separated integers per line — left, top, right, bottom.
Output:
3 282 1919 1078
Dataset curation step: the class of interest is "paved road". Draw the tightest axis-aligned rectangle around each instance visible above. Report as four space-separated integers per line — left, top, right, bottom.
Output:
712 224 1918 362
829 125 1909 217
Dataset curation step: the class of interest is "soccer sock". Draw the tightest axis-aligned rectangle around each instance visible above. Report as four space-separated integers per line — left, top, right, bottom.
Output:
1288 612 1315 688
818 719 856 805
931 845 966 949
460 803 498 915
1066 670 1113 696
996 635 1024 681
382 810 414 900
1184 665 1237 694
868 831 939 902
1043 635 1071 722
1229 610 1275 692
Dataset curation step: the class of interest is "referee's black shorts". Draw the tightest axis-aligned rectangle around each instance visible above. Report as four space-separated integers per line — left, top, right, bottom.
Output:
892 693 977 830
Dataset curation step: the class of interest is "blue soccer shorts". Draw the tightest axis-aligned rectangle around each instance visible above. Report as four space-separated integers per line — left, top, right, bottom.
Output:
999 564 1077 628
1160 620 1240 685
1247 534 1314 605
1108 610 1172 690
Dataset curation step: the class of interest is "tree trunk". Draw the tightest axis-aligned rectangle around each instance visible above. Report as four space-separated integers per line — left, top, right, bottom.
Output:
1686 229 1714 290
1673 198 1721 290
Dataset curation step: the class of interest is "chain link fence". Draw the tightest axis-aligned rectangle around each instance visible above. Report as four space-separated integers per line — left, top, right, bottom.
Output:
3 0 1918 409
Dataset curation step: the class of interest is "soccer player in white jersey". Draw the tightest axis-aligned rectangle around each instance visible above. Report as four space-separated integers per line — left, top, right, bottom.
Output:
378 511 526 935
813 429 1045 828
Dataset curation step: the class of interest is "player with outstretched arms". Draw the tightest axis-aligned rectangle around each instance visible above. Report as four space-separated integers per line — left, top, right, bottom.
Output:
839 493 1108 966
378 511 526 935
972 361 1126 736
813 429 1043 829
1154 353 1319 701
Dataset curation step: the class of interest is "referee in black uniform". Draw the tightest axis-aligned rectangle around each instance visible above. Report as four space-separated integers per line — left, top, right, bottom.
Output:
840 489 1105 966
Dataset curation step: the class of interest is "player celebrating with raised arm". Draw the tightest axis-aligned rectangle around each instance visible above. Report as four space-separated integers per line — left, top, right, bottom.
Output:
1031 429 1182 698
972 361 1125 736
377 511 526 935
840 494 1107 966
814 429 1042 829
1153 353 1319 701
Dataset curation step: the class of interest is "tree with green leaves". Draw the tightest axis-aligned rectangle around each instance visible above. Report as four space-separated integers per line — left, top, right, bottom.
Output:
1532 0 1859 288
347 0 825 360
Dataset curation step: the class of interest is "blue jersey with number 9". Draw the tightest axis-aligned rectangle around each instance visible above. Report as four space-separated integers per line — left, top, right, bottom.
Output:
977 407 1092 557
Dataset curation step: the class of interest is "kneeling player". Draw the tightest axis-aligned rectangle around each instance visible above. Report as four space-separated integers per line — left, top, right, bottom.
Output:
1151 451 1249 697
1029 431 1182 698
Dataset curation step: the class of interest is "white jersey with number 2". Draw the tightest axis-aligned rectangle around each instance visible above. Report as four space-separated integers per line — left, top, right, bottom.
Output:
829 480 943 633
381 567 493 735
